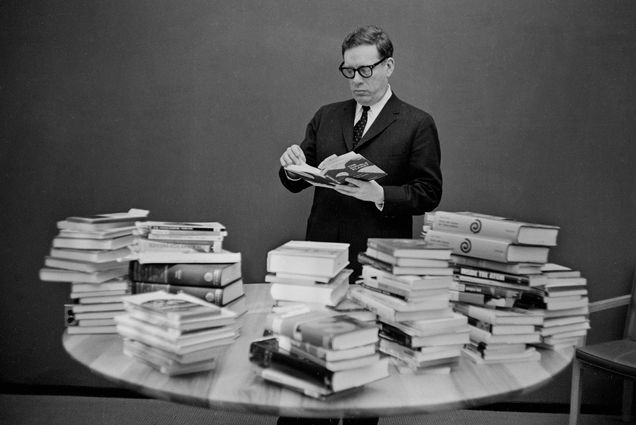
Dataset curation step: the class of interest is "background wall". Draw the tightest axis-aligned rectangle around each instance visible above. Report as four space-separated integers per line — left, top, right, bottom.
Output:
2 0 635 410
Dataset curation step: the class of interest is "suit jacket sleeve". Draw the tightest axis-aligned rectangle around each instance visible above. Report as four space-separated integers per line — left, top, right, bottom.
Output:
278 107 323 193
380 113 442 216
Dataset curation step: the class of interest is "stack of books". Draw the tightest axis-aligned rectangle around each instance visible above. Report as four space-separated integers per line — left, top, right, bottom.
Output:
39 209 149 334
454 303 543 364
115 291 239 376
249 309 389 398
266 241 352 308
423 211 587 360
516 263 590 349
128 221 246 316
350 238 467 373
130 221 234 262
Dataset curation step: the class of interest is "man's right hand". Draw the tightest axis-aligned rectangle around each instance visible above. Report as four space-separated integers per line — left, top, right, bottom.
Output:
280 144 306 167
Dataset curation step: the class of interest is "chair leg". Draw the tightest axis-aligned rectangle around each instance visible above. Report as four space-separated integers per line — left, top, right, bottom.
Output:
622 379 633 422
569 358 583 425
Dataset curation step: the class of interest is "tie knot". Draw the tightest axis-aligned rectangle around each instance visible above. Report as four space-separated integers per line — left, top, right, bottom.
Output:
361 106 370 112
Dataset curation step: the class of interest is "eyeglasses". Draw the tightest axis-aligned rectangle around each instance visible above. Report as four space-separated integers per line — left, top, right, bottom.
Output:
338 57 388 79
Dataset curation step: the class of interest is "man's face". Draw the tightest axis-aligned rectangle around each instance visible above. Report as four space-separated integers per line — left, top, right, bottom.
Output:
342 44 394 106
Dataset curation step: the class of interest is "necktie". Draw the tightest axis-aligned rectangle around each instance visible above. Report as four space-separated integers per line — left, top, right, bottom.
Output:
352 106 370 149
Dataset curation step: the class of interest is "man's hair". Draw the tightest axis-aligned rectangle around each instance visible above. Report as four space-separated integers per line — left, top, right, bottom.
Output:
341 25 394 58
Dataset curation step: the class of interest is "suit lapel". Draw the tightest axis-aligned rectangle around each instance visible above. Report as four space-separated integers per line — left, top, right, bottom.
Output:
355 94 400 150
341 100 357 151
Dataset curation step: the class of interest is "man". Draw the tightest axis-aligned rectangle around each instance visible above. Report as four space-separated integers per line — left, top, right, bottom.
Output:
277 25 441 425
279 25 443 285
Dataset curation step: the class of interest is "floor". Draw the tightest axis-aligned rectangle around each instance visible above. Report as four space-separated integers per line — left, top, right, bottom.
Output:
0 394 626 425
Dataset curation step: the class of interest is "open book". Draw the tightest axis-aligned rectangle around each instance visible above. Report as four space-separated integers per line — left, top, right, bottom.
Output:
285 151 387 187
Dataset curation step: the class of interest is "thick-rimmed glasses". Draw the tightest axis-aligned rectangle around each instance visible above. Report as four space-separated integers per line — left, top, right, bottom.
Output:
339 57 388 79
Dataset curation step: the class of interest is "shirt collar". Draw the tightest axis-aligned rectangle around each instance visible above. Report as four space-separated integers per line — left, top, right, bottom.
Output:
356 84 392 117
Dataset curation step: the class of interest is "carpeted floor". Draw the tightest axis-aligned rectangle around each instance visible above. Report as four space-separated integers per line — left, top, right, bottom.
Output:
0 394 625 425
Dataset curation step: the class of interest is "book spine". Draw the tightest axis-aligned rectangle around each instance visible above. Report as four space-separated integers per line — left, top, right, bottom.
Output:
129 262 224 286
249 339 333 387
424 230 513 263
452 280 524 299
451 255 542 275
348 287 397 322
360 283 409 301
357 252 393 273
378 324 414 347
456 266 532 286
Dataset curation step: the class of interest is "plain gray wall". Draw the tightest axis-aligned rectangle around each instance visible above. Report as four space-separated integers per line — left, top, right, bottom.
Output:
2 0 636 410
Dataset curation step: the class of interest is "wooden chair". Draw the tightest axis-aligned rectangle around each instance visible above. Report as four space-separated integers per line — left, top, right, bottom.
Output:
569 271 636 424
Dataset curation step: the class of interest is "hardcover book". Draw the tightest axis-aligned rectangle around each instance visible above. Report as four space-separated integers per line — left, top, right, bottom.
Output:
424 230 550 264
249 338 389 393
268 310 378 350
114 313 239 343
284 151 387 187
365 247 449 268
453 303 544 326
57 208 149 232
367 238 452 259
450 254 543 275
468 325 541 344
57 227 136 240
122 338 218 376
39 265 129 283
52 234 136 251
462 345 541 364
136 221 227 233
132 278 244 307
362 265 454 290
269 268 351 307
454 265 548 287
130 250 241 265
378 323 469 348
44 256 126 273
425 211 559 246
121 291 233 329
129 261 242 287
348 286 453 322
358 252 453 276
49 247 131 263
267 241 349 278
275 335 377 362
378 338 461 365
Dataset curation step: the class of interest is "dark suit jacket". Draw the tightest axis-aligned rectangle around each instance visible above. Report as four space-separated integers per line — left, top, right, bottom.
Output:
279 93 442 277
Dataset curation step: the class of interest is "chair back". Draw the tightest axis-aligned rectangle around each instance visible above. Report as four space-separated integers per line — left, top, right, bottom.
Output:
625 267 636 340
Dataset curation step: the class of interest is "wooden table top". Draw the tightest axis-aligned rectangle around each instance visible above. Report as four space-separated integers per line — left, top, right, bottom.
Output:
63 283 574 418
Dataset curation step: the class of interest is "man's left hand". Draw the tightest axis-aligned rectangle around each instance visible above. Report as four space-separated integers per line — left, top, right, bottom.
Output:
333 178 384 203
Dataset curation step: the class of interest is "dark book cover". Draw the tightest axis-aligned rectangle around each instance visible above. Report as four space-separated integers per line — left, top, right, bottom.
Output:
129 261 241 287
249 338 335 389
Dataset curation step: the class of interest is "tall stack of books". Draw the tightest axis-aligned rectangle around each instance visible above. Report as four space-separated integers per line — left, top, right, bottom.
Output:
115 291 239 375
128 221 246 316
350 238 468 373
516 263 590 350
249 309 389 398
265 241 352 308
39 209 149 334
423 210 588 361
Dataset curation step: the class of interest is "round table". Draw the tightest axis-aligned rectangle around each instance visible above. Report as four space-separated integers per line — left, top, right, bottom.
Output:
63 283 574 418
